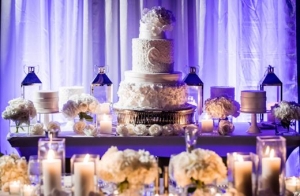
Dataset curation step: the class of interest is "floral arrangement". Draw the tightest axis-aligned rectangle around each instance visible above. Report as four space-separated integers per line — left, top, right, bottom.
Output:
272 101 300 128
2 97 37 133
169 148 227 189
140 6 175 36
62 93 99 120
62 93 99 134
204 96 240 119
97 146 158 193
0 153 30 192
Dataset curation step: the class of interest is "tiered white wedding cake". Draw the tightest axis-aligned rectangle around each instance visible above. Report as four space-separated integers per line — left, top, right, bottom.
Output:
114 7 195 136
114 7 190 110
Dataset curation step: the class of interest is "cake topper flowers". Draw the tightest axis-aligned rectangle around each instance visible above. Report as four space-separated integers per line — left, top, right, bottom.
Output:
140 6 175 38
204 96 240 119
2 97 37 133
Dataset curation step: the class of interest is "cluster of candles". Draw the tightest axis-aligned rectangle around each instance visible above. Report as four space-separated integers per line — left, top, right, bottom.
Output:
9 181 35 195
229 136 288 196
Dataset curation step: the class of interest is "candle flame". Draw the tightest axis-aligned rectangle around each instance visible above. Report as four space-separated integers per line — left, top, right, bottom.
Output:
84 154 90 162
269 149 275 158
47 149 55 160
265 146 270 155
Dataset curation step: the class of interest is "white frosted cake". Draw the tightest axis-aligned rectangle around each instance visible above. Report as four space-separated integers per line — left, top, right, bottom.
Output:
210 86 235 100
115 7 189 110
240 90 266 113
33 91 59 113
59 86 84 109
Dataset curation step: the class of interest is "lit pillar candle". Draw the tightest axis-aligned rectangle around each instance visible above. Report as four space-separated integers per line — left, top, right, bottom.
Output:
234 155 252 196
262 148 281 195
99 114 112 134
74 154 95 196
22 185 35 196
42 149 62 196
201 114 213 132
9 181 21 194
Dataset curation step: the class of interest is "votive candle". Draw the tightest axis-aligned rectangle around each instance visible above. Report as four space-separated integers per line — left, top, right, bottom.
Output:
74 154 95 196
99 114 112 134
234 155 252 196
42 149 62 196
22 184 35 196
9 181 21 194
262 148 281 195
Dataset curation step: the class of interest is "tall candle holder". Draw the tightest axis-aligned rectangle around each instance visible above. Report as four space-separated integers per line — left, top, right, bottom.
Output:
38 138 65 196
227 152 258 196
256 136 286 196
71 154 99 196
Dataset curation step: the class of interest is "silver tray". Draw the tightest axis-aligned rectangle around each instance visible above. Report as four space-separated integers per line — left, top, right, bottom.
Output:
113 106 196 126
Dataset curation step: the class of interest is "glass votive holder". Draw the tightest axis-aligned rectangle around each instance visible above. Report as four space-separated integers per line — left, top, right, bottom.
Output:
21 184 36 196
71 154 99 196
9 180 22 195
256 136 286 196
227 152 258 196
96 114 113 134
38 138 65 196
184 124 199 152
285 176 300 194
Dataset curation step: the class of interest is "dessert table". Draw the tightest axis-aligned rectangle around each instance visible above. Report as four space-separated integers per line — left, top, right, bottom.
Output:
7 123 300 160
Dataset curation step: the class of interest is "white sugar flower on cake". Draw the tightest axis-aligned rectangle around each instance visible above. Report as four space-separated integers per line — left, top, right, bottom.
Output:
140 6 175 39
97 146 158 193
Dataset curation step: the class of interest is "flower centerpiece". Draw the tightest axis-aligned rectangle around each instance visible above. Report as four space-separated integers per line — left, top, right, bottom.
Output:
2 97 37 133
169 148 227 195
204 96 240 135
204 96 240 119
62 93 99 134
0 153 30 192
140 6 175 37
272 101 300 129
97 146 158 195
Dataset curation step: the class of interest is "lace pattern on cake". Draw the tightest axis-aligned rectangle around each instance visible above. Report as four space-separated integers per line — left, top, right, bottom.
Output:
132 38 174 73
116 81 187 109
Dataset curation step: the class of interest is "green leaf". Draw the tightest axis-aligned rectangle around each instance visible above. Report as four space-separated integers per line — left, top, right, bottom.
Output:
78 112 93 122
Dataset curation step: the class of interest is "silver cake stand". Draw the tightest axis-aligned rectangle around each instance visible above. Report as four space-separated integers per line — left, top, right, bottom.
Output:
113 105 196 126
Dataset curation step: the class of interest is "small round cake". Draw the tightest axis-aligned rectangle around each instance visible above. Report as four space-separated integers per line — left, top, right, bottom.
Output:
210 86 235 100
240 90 266 113
33 90 59 113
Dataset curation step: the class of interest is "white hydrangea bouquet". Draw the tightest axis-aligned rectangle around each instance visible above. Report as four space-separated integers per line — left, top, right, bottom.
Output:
272 101 300 128
97 146 158 194
62 93 99 120
169 148 227 194
140 6 175 37
204 96 240 119
62 93 99 134
2 97 37 133
0 153 30 192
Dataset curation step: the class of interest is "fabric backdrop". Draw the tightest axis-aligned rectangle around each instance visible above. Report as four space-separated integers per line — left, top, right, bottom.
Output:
0 0 297 153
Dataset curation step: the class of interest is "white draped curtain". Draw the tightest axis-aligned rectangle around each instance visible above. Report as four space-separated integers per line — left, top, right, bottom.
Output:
0 0 297 153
